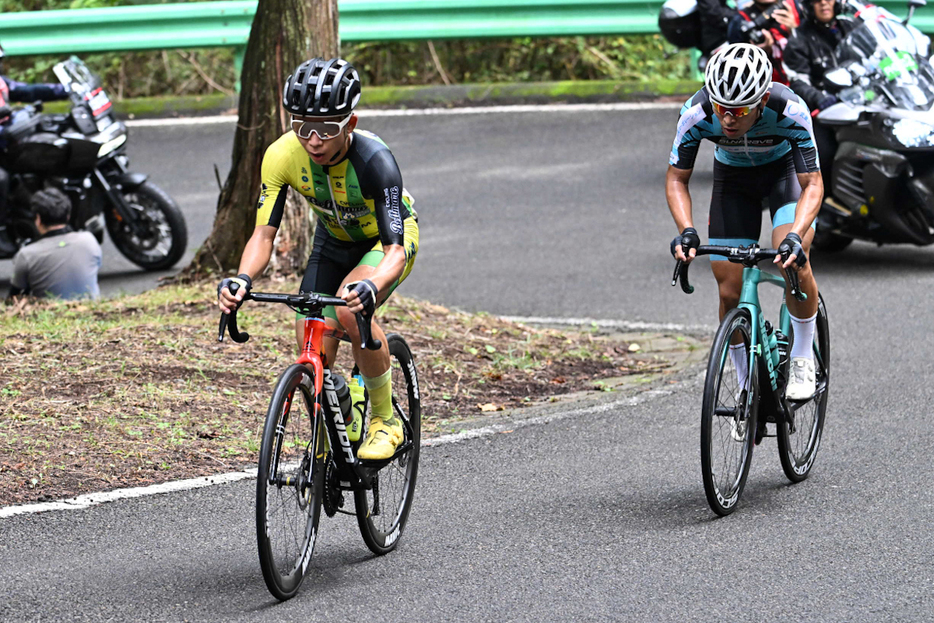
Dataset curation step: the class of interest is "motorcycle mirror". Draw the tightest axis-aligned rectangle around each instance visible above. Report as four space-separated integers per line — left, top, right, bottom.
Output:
908 0 926 8
824 67 854 88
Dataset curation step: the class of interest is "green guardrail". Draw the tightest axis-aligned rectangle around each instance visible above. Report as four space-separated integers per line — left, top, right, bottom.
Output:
2 0 933 57
0 0 931 88
0 0 660 57
0 0 931 56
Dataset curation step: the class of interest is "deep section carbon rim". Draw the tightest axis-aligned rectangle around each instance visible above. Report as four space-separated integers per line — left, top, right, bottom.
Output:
256 364 324 600
355 334 421 555
701 308 757 516
778 294 830 483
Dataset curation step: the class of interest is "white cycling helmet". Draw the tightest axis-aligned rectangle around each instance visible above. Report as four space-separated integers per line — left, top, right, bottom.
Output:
704 43 772 107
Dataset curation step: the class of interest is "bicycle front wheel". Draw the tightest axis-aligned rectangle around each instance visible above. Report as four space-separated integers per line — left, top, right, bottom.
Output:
701 308 758 517
355 334 421 555
777 294 830 483
256 364 326 601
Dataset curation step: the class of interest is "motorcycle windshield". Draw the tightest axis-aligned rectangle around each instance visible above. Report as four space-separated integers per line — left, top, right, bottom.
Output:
836 20 934 111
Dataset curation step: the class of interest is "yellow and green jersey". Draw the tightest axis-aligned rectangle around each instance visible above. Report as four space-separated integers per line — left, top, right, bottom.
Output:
256 129 416 247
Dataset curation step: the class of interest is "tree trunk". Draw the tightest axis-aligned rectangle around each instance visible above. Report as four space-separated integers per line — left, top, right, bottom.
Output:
181 0 339 279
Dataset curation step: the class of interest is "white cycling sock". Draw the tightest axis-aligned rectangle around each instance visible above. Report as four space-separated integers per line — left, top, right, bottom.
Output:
790 312 817 360
729 343 748 392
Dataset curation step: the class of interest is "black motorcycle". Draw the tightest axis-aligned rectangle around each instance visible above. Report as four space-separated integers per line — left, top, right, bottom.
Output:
813 0 934 251
0 57 187 270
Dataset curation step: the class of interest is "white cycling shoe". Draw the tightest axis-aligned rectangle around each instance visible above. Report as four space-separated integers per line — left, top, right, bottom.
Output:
785 357 816 401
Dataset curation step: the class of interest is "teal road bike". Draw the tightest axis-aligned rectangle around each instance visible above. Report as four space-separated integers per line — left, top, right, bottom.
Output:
672 245 830 516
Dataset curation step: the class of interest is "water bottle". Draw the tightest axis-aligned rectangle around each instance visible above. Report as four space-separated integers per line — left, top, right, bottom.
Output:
775 330 789 367
331 374 352 420
764 320 778 352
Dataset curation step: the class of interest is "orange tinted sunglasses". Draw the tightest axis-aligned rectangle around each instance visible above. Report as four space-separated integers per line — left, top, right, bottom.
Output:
712 101 759 117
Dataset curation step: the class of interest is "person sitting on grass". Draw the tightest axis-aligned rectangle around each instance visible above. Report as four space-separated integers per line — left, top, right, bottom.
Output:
8 187 101 300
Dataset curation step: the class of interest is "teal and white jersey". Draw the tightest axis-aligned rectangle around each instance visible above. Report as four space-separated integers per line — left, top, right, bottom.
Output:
669 82 820 172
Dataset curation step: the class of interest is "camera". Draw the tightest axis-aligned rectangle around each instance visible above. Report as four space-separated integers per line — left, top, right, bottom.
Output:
738 2 783 44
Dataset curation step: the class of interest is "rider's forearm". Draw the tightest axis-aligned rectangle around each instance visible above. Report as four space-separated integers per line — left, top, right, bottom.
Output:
791 174 824 238
666 168 694 231
368 245 406 296
237 226 276 280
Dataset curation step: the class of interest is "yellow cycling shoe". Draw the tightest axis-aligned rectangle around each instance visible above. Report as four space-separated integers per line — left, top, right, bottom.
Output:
357 416 403 461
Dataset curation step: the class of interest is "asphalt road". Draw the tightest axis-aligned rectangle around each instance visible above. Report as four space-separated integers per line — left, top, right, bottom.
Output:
2 105 934 621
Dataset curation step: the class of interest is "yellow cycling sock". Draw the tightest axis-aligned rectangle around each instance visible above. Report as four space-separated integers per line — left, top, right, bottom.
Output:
362 369 393 420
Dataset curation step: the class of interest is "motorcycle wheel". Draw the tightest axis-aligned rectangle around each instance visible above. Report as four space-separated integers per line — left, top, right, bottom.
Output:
811 225 853 253
106 181 188 271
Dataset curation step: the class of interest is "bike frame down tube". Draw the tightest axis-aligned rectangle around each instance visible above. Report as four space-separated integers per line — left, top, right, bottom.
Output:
296 315 362 484
738 266 788 391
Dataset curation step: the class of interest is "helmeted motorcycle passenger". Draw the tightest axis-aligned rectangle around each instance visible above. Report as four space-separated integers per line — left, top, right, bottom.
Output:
0 43 69 255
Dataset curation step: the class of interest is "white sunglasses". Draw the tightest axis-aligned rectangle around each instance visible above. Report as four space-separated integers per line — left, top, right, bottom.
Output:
290 114 352 140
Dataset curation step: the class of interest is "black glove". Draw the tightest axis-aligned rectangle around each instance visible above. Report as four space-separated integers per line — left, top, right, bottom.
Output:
217 273 252 307
816 94 838 111
345 278 378 315
777 232 807 267
670 227 701 259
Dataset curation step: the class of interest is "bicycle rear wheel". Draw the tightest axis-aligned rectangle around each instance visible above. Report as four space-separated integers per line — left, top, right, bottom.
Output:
701 308 758 517
256 364 326 601
777 294 830 483
355 334 421 555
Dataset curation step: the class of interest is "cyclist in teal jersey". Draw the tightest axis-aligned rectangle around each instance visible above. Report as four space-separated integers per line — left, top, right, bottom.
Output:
218 58 419 461
667 43 823 400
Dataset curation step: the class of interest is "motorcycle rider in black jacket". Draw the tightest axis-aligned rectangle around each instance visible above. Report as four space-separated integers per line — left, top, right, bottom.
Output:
0 44 69 256
783 0 856 189
698 0 737 57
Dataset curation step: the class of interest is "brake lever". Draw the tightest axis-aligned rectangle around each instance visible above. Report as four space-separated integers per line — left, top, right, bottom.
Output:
217 282 251 343
355 308 382 351
785 268 808 302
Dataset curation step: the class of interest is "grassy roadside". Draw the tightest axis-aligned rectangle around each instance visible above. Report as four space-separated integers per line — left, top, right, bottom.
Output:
0 279 673 506
36 79 702 119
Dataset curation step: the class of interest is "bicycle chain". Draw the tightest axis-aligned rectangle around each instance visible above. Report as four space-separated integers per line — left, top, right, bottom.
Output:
323 457 344 518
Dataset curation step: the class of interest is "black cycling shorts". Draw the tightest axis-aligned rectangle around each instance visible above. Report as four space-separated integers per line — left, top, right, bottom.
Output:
300 225 373 299
708 153 812 259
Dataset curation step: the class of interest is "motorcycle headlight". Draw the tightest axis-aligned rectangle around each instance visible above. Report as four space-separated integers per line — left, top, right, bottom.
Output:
888 118 934 147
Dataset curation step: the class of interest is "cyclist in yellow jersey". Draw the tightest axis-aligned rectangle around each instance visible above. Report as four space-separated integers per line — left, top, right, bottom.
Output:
217 57 419 460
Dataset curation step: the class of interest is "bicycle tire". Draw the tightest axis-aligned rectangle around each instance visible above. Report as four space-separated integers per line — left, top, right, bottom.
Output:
777 293 830 483
256 364 326 601
355 334 421 555
701 307 758 517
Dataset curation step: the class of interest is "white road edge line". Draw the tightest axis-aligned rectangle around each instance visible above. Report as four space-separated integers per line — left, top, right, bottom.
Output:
0 309 706 519
500 315 713 333
124 101 682 128
0 385 676 518
0 469 258 519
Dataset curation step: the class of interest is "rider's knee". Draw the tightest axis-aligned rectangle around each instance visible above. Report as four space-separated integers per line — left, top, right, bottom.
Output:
717 282 742 310
334 306 359 339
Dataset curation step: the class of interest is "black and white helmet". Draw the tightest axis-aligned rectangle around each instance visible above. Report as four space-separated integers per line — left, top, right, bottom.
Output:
704 43 772 107
283 57 361 118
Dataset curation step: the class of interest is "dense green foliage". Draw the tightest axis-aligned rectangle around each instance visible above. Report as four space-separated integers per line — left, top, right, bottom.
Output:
348 36 692 86
0 0 693 99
